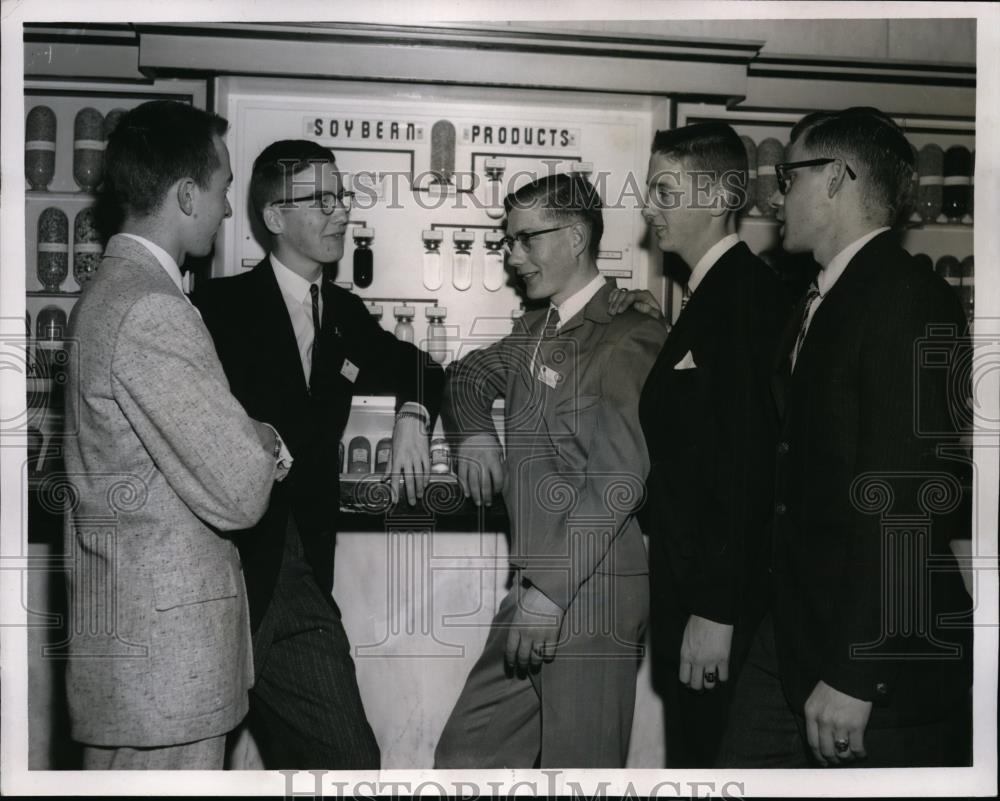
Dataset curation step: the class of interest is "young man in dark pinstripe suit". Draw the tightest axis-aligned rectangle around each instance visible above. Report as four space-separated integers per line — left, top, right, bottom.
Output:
196 140 444 768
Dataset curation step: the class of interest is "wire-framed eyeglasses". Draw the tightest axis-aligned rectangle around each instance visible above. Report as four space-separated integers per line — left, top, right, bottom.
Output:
270 189 355 214
499 225 573 252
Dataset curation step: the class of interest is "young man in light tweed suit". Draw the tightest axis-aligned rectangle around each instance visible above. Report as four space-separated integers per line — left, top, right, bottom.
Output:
63 101 286 769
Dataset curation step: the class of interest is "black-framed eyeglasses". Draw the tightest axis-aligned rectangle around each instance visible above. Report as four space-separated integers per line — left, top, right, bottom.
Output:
270 189 354 214
500 225 572 252
775 158 856 195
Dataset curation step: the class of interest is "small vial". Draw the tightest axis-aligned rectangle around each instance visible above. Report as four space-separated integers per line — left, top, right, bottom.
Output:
483 230 505 292
348 435 372 474
452 230 475 291
393 305 415 343
426 306 448 363
374 436 393 474
353 227 374 288
422 230 444 291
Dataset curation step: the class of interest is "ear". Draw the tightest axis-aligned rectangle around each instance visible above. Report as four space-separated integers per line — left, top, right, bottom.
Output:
570 221 590 259
176 178 197 217
708 181 732 219
827 160 850 199
262 204 285 236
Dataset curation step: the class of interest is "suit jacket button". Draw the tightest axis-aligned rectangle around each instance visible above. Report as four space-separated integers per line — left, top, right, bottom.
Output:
875 682 888 695
775 502 787 515
777 441 790 454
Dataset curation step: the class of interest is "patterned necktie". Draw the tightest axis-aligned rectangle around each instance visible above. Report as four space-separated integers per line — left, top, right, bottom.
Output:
309 283 321 387
791 284 821 371
543 306 561 338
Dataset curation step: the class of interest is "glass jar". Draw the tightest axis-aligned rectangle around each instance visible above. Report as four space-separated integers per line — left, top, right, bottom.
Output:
37 207 69 292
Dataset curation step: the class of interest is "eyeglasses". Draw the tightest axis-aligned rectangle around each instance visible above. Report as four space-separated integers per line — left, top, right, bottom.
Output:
775 158 856 195
270 189 354 214
500 225 572 252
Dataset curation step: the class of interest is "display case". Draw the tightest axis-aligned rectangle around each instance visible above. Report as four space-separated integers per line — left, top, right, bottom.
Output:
23 78 207 481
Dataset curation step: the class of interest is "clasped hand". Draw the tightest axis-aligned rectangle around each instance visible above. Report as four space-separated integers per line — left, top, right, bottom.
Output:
679 614 733 691
804 680 871 766
504 584 564 672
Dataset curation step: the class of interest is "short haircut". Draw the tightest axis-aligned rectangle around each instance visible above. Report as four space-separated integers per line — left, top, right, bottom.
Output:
503 173 604 259
250 140 337 219
788 107 915 227
650 122 747 210
104 100 228 219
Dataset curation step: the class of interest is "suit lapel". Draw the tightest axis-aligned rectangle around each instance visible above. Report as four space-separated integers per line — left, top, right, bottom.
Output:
772 294 803 420
777 231 898 417
253 257 310 395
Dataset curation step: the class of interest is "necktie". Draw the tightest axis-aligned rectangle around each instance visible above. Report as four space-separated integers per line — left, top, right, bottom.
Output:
791 284 821 371
309 283 321 387
543 306 561 338
530 307 560 374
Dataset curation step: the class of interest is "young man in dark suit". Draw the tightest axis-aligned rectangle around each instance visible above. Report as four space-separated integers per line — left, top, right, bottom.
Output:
609 122 792 766
719 107 972 767
195 140 445 768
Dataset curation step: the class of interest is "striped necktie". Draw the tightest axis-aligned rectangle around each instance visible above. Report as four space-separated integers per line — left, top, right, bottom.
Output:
791 284 821 371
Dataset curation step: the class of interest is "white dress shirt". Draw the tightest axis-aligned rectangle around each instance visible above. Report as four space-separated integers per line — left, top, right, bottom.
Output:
801 227 890 335
271 255 323 385
553 272 607 329
271 255 428 423
688 233 740 295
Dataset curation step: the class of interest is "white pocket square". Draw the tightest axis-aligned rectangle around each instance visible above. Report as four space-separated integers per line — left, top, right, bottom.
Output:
673 350 697 370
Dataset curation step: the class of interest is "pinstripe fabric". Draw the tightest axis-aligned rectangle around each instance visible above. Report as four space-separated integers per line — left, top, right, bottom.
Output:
247 517 380 769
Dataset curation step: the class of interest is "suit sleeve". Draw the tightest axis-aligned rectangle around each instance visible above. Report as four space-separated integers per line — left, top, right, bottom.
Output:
440 318 534 440
522 316 665 610
111 292 276 531
822 275 969 701
343 292 445 424
192 283 249 401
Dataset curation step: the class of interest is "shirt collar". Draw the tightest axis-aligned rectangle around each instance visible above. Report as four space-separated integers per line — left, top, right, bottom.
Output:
119 233 183 293
817 227 890 296
552 272 606 328
689 233 740 294
271 254 322 305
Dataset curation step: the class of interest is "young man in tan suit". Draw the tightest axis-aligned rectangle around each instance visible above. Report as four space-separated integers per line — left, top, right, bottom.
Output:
64 100 284 769
434 173 666 768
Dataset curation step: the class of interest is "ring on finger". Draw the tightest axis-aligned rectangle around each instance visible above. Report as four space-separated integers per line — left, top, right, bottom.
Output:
703 670 717 683
834 738 850 753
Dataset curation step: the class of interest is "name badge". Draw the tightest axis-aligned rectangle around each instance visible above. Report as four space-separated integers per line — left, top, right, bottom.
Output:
340 359 360 383
535 364 562 388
